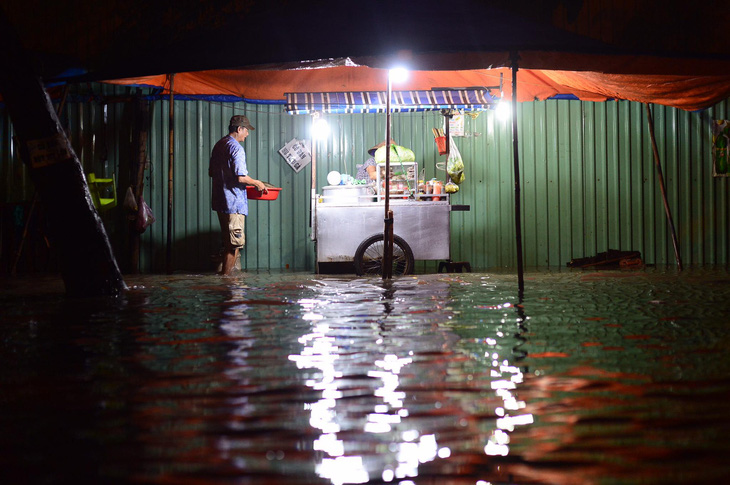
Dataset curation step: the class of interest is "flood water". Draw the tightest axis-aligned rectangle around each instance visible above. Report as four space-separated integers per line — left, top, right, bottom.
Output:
2 267 730 484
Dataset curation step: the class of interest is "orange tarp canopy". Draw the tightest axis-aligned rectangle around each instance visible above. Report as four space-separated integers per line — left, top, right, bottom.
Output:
106 65 730 112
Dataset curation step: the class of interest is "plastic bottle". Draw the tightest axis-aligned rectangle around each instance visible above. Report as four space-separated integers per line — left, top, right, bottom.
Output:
432 181 442 201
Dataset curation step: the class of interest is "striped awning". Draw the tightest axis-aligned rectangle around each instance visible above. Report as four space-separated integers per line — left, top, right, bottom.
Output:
285 89 497 114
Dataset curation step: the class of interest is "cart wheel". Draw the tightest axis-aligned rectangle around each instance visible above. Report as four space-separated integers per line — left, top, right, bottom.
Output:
353 234 415 276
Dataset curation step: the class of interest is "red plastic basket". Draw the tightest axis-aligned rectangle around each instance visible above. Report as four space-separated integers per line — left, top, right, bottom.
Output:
246 186 281 200
435 136 447 155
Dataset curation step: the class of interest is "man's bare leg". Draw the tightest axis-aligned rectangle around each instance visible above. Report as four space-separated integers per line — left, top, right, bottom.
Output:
221 248 237 275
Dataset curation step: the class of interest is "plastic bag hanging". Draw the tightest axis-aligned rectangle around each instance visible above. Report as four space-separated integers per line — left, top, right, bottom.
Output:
123 186 138 214
446 135 465 184
134 195 156 233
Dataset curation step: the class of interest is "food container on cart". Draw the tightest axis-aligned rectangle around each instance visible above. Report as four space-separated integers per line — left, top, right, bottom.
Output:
321 185 373 204
246 186 282 200
376 162 418 200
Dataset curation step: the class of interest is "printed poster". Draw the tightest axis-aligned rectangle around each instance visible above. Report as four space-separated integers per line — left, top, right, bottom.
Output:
278 138 311 173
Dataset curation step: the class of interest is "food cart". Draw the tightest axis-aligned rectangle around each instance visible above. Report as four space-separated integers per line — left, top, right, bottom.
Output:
313 161 468 275
285 87 495 276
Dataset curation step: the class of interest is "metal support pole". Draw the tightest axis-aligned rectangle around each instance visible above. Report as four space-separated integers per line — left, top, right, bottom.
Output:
311 113 318 275
444 110 451 165
131 96 150 274
311 112 318 241
645 103 683 270
382 73 394 279
166 74 175 274
511 55 525 294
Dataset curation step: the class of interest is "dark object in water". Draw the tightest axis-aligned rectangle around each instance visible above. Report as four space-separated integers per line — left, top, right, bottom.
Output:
567 249 643 269
438 260 472 273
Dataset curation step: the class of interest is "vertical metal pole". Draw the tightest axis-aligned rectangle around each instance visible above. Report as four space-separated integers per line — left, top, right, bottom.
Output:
511 56 525 294
311 116 317 225
131 97 150 274
444 110 451 172
382 73 394 279
645 103 683 270
166 73 174 274
311 113 318 208
311 113 318 275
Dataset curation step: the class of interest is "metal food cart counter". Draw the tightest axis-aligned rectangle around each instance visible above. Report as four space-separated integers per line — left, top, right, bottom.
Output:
314 185 465 274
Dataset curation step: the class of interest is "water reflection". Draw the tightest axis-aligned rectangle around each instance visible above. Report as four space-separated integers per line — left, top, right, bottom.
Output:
5 270 729 483
287 276 533 484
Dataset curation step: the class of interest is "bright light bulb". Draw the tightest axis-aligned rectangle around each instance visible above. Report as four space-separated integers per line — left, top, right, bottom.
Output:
313 118 330 139
496 100 511 121
389 67 409 84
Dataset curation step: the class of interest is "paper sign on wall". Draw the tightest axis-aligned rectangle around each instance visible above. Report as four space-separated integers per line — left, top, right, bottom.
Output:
445 110 465 137
279 138 311 173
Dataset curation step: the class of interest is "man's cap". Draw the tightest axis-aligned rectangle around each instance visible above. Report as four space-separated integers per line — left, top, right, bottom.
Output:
230 115 255 131
368 139 397 156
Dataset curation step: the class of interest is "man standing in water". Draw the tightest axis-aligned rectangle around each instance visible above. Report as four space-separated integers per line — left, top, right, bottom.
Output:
209 115 268 275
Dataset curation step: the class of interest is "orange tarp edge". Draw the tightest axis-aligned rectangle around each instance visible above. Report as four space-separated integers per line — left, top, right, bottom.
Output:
539 71 730 112
104 65 730 111
104 67 607 104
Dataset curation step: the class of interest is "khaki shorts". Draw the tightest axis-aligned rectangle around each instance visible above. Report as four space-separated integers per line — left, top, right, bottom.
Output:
217 212 246 249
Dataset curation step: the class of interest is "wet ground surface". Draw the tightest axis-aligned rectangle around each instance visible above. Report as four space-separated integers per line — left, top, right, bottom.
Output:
2 267 730 484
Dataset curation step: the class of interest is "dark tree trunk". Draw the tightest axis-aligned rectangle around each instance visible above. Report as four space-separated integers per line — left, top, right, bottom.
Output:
0 10 126 296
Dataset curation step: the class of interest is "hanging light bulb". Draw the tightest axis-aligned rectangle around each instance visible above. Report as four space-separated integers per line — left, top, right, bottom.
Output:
496 99 511 121
312 116 330 139
389 67 409 84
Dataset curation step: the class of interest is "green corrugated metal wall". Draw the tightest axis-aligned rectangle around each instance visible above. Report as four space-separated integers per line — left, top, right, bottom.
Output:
513 99 730 268
143 100 318 273
2 85 730 273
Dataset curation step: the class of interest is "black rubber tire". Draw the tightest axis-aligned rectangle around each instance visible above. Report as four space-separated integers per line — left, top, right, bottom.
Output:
353 234 415 276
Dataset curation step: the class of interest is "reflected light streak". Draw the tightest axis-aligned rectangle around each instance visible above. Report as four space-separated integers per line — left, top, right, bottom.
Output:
317 456 369 485
289 315 348 462
314 433 344 457
291 295 449 483
394 434 438 479
291 295 378 484
289 286 538 483
484 350 533 456
497 414 535 431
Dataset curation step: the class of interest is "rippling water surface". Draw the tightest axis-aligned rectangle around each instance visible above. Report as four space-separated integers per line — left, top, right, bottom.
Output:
2 268 730 484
